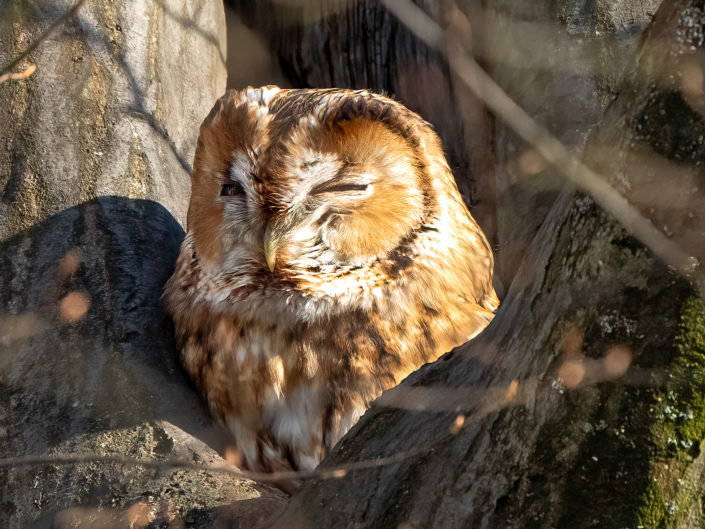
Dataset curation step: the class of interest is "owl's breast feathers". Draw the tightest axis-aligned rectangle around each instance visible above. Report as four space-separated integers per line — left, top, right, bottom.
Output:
163 87 498 475
166 226 496 473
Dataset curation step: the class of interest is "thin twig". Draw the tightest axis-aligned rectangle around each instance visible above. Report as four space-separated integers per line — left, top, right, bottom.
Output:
0 63 37 84
0 0 88 77
0 448 421 483
381 0 702 285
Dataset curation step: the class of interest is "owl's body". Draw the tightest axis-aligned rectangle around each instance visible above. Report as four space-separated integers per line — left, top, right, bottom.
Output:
164 86 498 474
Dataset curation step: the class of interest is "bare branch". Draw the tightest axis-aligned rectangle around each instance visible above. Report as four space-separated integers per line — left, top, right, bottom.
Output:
0 448 422 483
381 0 702 287
0 63 37 84
0 0 88 78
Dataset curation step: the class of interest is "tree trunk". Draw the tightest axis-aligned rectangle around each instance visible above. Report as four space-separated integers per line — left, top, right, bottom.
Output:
0 1 286 527
271 0 705 527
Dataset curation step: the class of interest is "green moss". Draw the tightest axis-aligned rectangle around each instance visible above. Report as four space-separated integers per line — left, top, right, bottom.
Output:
636 297 705 528
528 250 704 529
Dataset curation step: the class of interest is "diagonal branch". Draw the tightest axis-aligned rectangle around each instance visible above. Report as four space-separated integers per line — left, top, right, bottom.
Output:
381 0 702 288
0 448 423 484
0 63 36 84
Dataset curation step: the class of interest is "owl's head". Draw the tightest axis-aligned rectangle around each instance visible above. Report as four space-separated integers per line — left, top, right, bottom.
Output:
187 87 457 291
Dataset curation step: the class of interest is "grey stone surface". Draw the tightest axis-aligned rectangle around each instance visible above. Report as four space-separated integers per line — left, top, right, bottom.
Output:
0 0 227 236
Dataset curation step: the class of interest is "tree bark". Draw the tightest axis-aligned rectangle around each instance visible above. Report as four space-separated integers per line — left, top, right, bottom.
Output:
272 0 705 527
0 1 286 527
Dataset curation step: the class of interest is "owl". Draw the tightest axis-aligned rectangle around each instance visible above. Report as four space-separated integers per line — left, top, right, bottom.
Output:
164 86 498 477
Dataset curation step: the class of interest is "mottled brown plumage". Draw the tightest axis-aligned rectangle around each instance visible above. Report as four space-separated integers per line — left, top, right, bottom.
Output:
164 86 498 475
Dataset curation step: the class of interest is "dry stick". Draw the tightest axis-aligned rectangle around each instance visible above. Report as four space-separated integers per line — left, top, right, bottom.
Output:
0 448 422 483
0 63 37 84
0 0 88 78
381 0 702 287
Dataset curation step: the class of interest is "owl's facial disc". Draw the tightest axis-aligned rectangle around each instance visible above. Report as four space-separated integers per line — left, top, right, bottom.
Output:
263 119 426 274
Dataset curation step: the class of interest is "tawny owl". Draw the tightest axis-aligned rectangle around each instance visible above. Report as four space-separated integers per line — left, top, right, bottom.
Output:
164 86 498 476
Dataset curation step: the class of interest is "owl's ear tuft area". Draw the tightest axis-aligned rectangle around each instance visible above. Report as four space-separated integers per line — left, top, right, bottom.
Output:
314 91 425 153
326 118 413 168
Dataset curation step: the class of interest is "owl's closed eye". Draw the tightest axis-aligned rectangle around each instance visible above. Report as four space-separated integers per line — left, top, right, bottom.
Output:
164 86 498 480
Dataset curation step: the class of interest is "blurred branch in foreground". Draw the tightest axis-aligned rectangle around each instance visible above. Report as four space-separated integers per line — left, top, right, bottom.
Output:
0 63 36 84
382 0 701 290
0 449 420 484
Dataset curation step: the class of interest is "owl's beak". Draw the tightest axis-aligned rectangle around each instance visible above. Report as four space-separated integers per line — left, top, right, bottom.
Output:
263 223 278 272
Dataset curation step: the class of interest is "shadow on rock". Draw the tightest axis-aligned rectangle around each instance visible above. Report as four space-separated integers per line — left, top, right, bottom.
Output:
0 196 287 528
